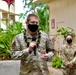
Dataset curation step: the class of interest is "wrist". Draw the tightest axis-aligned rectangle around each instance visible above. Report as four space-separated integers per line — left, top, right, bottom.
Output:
28 47 32 54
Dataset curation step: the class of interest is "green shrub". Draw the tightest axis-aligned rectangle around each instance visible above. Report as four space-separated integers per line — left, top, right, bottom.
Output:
57 27 75 38
0 21 25 60
52 56 62 69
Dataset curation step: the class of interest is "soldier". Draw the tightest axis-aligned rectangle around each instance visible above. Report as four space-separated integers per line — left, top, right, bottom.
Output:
60 34 76 75
11 14 55 75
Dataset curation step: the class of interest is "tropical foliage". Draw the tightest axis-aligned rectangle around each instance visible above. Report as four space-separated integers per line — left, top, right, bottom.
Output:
56 27 75 38
21 0 49 33
52 56 62 69
0 21 25 60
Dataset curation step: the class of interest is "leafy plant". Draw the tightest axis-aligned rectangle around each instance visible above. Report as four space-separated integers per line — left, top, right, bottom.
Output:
21 0 49 34
52 56 62 69
57 27 75 38
0 21 25 60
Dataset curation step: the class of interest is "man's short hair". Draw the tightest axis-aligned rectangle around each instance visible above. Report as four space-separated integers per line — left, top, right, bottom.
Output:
26 13 39 22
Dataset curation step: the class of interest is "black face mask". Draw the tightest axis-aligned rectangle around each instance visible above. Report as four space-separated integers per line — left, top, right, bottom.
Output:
67 39 72 44
28 24 38 32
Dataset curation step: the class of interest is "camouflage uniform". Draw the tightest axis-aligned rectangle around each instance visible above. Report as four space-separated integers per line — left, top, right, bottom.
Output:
60 44 76 75
11 31 55 75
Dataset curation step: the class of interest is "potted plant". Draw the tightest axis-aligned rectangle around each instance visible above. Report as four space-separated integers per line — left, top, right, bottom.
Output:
0 21 25 60
56 27 75 38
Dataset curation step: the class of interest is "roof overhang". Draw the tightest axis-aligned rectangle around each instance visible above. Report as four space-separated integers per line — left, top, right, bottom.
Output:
0 9 19 16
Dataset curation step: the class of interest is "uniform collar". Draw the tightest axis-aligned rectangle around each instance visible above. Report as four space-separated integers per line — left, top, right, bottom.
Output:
66 43 74 48
26 30 38 39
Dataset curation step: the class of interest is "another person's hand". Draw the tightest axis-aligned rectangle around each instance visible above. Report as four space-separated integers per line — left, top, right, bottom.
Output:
29 42 36 52
41 54 49 61
67 62 73 68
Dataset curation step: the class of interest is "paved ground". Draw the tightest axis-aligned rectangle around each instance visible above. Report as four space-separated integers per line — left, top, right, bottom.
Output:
47 62 63 75
48 66 63 75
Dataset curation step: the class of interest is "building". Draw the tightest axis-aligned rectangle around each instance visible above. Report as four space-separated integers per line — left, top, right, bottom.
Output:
33 0 76 53
0 0 18 29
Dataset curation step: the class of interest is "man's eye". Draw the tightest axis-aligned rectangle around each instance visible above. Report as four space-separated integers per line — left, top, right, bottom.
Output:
31 22 38 24
31 22 35 23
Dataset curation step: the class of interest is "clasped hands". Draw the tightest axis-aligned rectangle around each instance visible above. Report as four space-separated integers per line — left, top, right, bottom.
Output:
67 62 74 68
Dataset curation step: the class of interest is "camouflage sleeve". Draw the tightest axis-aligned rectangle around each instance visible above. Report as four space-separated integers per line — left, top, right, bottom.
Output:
11 48 29 60
60 46 69 66
46 37 55 61
70 51 76 64
70 57 76 64
11 37 29 60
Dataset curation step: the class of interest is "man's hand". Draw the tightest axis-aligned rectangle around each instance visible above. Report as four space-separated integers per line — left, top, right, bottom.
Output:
41 54 49 61
29 42 36 52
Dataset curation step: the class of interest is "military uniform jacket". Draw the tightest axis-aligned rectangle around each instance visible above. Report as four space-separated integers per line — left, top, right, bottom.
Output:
60 43 76 68
11 31 54 75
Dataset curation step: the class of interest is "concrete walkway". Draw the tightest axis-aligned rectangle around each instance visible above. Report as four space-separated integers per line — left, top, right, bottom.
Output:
47 62 63 75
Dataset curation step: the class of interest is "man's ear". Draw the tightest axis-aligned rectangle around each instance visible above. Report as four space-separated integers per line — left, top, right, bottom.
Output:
26 21 28 25
26 22 29 26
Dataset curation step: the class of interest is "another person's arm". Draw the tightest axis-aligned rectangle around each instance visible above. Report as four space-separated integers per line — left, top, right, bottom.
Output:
70 51 76 64
60 46 69 66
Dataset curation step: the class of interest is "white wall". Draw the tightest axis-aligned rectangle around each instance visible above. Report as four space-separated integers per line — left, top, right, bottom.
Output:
49 0 76 50
49 0 76 34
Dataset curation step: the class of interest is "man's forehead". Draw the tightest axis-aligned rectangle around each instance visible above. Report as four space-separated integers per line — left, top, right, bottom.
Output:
30 16 39 21
30 16 38 19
